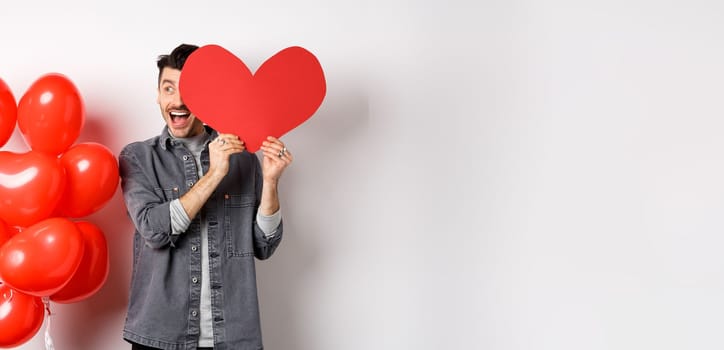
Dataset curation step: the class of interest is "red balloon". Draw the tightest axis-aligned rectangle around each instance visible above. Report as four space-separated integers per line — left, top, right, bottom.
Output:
51 221 109 303
0 283 44 348
0 217 84 296
56 142 120 218
10 225 23 236
0 219 11 248
17 73 85 156
0 150 66 227
0 78 17 148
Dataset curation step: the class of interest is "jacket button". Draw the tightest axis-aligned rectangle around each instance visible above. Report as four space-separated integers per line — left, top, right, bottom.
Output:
191 310 197 317
183 155 189 161
191 246 197 252
192 277 198 283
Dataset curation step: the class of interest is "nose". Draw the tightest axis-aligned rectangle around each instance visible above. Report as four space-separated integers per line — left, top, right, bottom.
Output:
171 91 186 109
173 90 182 104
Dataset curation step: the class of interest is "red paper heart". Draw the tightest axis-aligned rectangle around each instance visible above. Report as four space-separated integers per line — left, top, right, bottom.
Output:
179 45 326 152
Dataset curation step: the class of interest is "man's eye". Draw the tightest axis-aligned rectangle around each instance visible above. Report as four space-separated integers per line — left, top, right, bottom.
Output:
164 86 175 93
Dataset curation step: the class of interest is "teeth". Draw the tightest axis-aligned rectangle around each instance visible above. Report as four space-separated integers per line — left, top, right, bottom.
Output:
170 111 189 117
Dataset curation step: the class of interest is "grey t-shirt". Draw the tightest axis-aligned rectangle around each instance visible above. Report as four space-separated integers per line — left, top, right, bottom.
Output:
168 130 281 347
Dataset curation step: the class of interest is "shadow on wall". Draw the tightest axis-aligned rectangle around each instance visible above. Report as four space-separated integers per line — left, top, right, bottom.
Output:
35 74 371 349
51 190 133 349
45 112 135 349
79 118 109 145
256 72 370 350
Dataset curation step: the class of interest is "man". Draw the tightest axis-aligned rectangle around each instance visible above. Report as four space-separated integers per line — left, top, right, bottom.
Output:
119 43 292 350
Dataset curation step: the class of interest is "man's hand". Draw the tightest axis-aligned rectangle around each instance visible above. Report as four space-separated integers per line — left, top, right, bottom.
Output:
208 133 246 177
259 136 292 184
257 136 292 216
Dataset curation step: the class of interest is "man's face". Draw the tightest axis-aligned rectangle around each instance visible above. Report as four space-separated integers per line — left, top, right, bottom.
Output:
157 67 204 138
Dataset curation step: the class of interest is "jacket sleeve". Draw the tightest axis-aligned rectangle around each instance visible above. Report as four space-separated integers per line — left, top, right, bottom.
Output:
251 154 283 260
119 145 178 249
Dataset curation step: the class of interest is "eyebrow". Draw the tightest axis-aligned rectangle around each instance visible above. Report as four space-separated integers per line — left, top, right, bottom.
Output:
160 79 177 86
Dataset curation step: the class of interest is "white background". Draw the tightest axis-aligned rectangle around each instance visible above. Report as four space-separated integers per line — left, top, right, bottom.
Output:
1 0 723 349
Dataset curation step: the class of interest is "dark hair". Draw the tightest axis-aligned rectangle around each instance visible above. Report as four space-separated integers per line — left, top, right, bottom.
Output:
157 43 199 84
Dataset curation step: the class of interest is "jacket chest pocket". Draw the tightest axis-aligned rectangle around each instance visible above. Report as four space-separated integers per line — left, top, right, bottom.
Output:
223 194 256 257
155 187 180 201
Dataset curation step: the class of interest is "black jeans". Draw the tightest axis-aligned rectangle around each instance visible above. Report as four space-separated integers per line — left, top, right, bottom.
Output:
131 344 213 350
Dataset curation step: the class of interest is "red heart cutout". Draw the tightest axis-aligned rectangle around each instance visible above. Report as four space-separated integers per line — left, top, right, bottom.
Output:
0 151 65 227
179 45 326 152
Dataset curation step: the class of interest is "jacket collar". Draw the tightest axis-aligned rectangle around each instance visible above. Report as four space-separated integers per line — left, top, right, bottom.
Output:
159 125 219 150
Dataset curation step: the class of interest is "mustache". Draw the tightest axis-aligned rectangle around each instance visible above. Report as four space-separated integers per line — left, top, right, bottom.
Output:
168 104 190 112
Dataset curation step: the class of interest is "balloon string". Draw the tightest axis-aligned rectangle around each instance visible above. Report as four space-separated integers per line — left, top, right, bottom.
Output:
42 297 56 350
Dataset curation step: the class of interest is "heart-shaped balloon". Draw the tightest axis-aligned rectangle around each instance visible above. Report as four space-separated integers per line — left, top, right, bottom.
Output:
0 218 12 247
55 142 120 218
179 45 326 152
0 150 66 227
0 283 44 348
17 73 85 156
0 77 17 148
51 221 109 303
0 217 84 296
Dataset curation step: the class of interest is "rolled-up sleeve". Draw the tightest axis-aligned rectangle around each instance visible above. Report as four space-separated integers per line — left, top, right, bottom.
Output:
253 220 283 260
119 146 177 248
256 209 281 237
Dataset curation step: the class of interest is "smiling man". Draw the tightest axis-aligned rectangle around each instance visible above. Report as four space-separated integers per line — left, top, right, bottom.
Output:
156 54 203 139
119 43 293 350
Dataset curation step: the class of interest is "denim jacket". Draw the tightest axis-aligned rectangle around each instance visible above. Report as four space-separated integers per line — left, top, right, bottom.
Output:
119 126 282 350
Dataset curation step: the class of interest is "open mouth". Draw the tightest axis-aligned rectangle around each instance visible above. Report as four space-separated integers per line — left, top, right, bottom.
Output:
169 110 191 124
